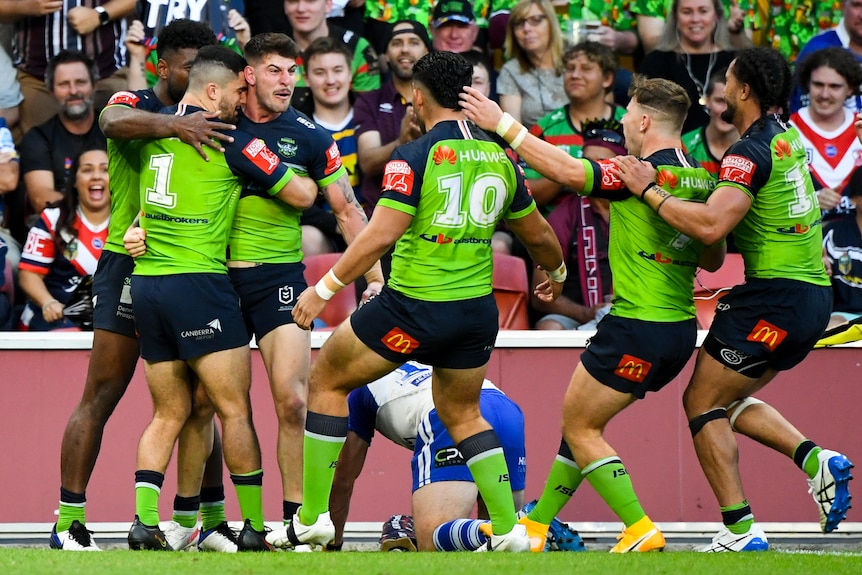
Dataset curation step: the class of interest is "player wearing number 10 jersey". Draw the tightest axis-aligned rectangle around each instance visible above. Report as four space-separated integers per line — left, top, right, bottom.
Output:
285 52 565 553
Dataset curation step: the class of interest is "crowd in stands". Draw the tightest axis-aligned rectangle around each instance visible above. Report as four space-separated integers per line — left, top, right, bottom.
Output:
0 0 860 333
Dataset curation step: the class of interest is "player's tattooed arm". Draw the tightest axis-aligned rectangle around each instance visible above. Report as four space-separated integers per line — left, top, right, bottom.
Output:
324 173 368 245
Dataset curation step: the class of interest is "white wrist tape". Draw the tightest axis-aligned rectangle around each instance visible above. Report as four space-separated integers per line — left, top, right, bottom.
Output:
496 113 515 137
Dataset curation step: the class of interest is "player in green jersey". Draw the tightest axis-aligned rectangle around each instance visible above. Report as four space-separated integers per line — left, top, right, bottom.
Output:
124 45 317 552
285 51 565 552
462 75 724 552
50 20 236 553
613 47 852 551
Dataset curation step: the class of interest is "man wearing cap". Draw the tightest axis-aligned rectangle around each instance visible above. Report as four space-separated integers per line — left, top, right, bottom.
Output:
355 20 429 220
431 0 482 54
525 42 626 209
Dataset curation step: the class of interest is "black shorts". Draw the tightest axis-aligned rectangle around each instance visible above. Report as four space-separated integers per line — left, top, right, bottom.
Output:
229 262 307 340
704 278 832 378
350 288 498 369
581 314 697 399
131 273 250 362
92 250 137 337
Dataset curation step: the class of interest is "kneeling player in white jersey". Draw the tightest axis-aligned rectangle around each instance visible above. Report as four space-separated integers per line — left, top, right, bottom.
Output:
323 362 582 552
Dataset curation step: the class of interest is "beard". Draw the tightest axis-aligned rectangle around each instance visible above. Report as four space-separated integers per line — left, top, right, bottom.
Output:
720 101 736 125
62 96 94 121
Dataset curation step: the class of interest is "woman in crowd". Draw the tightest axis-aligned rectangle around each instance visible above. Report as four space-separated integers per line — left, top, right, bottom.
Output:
638 0 737 134
18 147 109 331
497 0 568 128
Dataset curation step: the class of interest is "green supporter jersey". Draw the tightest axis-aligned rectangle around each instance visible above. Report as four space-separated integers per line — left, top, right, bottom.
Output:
524 104 627 181
681 126 720 178
377 120 536 302
366 0 491 28
230 109 347 263
580 149 714 322
134 107 294 277
716 116 829 286
100 89 166 255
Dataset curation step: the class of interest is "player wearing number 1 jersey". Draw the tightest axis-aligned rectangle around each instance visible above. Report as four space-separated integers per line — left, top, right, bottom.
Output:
461 75 725 553
613 48 852 552
283 52 564 553
125 45 316 552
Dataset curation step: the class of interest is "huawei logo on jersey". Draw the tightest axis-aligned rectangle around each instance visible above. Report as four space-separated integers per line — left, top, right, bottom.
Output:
433 145 457 166
656 170 678 190
774 139 793 160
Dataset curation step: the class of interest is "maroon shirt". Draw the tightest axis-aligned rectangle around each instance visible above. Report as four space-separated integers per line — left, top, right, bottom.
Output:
354 81 410 217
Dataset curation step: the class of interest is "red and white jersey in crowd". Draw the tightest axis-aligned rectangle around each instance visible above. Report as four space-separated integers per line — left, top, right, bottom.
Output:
790 107 862 192
19 207 108 299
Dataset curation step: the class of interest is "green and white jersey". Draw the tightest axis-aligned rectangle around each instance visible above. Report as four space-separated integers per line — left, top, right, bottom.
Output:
100 89 165 255
230 108 347 263
716 116 829 286
580 150 714 321
377 120 536 302
134 106 294 277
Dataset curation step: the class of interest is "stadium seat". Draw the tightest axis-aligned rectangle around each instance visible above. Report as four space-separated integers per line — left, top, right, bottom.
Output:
493 253 531 330
302 252 358 331
693 253 745 330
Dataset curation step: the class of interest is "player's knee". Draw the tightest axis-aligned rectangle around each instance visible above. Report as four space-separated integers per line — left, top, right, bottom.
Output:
688 408 728 438
727 396 764 432
275 393 307 427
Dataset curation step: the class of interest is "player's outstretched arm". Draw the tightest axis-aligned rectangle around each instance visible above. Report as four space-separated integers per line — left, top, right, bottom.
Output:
329 431 370 550
292 206 411 330
323 174 385 296
100 106 235 160
273 173 318 211
459 86 587 191
507 210 566 303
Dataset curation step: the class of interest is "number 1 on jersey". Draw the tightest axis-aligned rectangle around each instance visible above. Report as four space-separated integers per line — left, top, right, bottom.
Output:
145 153 177 208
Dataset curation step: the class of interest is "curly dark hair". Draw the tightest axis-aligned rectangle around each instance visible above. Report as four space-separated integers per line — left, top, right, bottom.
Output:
730 47 792 122
156 19 217 60
797 47 862 97
412 51 472 111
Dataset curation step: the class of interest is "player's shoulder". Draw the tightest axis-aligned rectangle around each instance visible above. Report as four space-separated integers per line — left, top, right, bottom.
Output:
105 88 162 112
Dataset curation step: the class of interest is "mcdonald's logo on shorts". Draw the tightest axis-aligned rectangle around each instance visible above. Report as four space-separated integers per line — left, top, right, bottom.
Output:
614 354 652 383
746 319 787 351
382 327 420 354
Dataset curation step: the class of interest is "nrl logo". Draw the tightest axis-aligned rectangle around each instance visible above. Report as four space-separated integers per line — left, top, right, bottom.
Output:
278 137 298 158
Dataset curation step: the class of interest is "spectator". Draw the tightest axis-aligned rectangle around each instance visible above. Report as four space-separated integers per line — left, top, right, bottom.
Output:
531 117 619 331
18 50 107 214
304 36 361 255
0 115 19 237
1 0 135 139
790 47 862 220
681 67 738 177
355 20 427 218
284 0 380 115
17 146 109 331
525 42 625 209
461 49 493 98
430 0 483 54
752 1 841 64
822 169 862 330
791 0 862 112
635 0 751 54
0 33 23 129
638 0 737 134
498 0 567 129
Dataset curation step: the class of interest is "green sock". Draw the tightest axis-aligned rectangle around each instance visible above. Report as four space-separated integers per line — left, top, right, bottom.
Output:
231 470 264 531
529 444 583 525
135 485 161 527
57 502 86 532
460 431 516 535
583 456 645 527
172 510 197 528
200 502 226 531
802 447 822 479
721 501 754 535
299 413 348 526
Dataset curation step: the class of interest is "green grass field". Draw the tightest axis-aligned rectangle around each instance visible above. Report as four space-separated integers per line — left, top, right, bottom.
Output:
3 548 862 575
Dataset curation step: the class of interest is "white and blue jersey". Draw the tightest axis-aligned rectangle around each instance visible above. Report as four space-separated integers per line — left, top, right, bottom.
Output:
347 361 527 492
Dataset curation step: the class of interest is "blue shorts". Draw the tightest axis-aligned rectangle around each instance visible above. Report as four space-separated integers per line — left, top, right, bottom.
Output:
351 288 498 369
581 313 697 399
704 278 832 378
92 250 136 337
412 389 526 492
131 273 249 361
229 262 307 340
